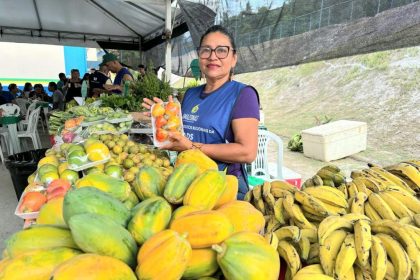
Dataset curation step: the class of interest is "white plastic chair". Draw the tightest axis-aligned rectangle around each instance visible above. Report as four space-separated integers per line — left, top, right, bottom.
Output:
19 101 37 131
0 136 6 163
15 99 30 116
250 129 283 181
18 107 41 150
0 103 20 116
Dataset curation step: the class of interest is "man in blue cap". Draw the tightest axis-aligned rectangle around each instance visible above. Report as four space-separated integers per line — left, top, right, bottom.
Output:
101 53 133 94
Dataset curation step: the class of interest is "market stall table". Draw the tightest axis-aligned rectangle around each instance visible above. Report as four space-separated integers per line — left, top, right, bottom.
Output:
0 115 21 154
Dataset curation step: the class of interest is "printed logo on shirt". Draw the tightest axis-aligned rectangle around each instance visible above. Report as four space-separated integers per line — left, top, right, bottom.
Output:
191 104 199 114
183 114 199 122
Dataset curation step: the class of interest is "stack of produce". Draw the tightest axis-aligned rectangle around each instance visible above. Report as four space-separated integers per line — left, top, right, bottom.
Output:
1 149 281 279
48 111 74 136
245 161 420 280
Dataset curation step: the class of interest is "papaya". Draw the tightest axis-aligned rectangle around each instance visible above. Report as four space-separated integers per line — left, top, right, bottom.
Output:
0 247 81 280
128 197 172 245
163 163 200 204
4 226 78 258
133 166 165 200
214 175 238 208
170 210 234 249
75 173 130 201
68 213 137 267
183 248 219 279
216 201 265 234
50 254 137 280
123 190 139 210
175 149 218 174
36 197 66 227
212 231 280 280
171 205 203 222
136 229 192 280
63 187 130 227
183 170 226 210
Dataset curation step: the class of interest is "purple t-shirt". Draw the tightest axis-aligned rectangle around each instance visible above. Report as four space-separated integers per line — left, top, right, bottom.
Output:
224 86 260 176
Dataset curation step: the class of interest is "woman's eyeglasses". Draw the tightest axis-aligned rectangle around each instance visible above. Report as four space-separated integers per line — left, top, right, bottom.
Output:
197 46 234 59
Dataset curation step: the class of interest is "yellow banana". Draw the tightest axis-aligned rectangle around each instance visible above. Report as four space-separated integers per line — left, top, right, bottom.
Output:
376 233 411 280
263 192 276 215
252 185 262 201
302 208 326 222
383 190 420 214
307 242 320 264
301 228 318 243
359 176 383 192
293 264 334 280
398 216 413 225
274 197 286 224
347 181 359 198
318 214 370 245
312 175 324 186
266 215 282 233
264 231 279 250
291 204 317 230
319 229 347 276
371 235 387 280
368 193 397 220
364 201 382 222
271 188 293 199
351 192 368 214
270 180 297 194
244 189 253 202
277 240 301 278
294 191 329 216
262 181 271 197
274 226 301 242
293 264 324 275
354 219 371 266
337 183 349 199
282 192 295 219
334 234 357 280
352 177 372 196
297 236 311 260
254 196 266 215
322 164 341 173
414 214 420 227
369 166 415 195
385 162 420 187
303 186 348 208
385 261 396 280
351 170 363 179
378 191 413 219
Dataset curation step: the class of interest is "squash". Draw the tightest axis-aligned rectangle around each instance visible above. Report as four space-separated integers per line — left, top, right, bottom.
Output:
170 210 234 249
164 163 200 204
133 166 165 200
136 229 192 280
183 248 219 279
175 149 218 174
183 170 226 210
216 201 265 233
50 254 137 280
128 197 172 245
214 175 238 208
212 231 280 280
0 247 81 280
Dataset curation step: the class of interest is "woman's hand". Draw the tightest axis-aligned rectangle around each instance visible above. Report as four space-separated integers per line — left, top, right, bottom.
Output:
159 131 192 152
141 95 174 116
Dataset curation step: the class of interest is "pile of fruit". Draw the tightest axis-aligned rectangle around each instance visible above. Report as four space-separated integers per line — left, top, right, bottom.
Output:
151 100 183 146
1 149 280 279
245 161 420 280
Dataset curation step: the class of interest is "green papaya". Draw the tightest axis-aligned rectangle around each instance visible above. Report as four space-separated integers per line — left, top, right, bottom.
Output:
123 190 139 210
133 166 166 200
4 226 78 258
63 187 130 227
164 163 200 204
75 173 130 201
128 197 172 245
68 213 138 268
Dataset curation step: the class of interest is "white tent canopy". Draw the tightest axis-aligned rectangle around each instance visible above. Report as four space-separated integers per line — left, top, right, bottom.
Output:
0 0 182 48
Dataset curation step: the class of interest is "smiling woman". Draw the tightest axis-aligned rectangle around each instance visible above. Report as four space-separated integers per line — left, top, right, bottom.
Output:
143 25 260 199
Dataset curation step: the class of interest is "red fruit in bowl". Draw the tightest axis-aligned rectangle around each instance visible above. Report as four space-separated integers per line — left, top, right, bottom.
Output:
47 187 68 201
47 179 71 193
156 128 169 142
19 192 47 213
165 101 180 117
155 116 167 128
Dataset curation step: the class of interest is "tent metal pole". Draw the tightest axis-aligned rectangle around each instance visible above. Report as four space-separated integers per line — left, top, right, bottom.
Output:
165 0 172 83
32 0 43 30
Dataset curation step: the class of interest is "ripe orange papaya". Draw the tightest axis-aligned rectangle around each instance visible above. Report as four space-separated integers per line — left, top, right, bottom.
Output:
175 149 218 174
216 201 265 233
214 175 238 208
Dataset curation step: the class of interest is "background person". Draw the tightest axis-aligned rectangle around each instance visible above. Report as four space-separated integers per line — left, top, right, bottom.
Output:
48 82 64 111
143 25 260 199
89 63 112 97
57 73 68 95
63 69 82 102
22 82 33 99
101 53 133 94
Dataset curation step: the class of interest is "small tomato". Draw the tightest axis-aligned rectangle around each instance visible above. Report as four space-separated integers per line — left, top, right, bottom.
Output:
156 128 169 142
165 101 180 117
155 116 167 128
151 103 165 117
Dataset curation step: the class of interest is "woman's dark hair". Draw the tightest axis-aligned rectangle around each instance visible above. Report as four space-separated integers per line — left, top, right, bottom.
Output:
24 82 32 91
48 82 57 90
82 73 90 81
58 72 66 79
199 25 236 50
8 83 17 91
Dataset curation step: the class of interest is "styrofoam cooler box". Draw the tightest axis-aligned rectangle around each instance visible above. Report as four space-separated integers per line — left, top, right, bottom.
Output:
301 120 367 162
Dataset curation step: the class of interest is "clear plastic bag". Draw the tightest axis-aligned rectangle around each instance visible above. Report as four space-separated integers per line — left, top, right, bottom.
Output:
150 101 184 148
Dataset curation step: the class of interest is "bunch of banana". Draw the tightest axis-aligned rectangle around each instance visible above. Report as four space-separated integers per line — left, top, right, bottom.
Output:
385 161 420 193
316 165 346 188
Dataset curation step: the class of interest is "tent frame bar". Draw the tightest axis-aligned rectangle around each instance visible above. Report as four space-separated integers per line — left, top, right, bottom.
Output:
126 1 165 22
32 0 43 30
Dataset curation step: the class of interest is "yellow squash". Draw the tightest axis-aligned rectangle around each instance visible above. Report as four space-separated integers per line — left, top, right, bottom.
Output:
136 229 192 280
183 170 226 210
50 254 137 280
216 201 265 233
170 210 234 249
